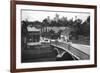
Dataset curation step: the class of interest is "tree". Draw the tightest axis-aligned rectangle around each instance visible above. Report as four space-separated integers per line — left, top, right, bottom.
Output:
72 19 82 40
57 30 63 38
48 29 55 39
21 21 28 37
21 20 28 50
42 18 49 33
81 16 90 36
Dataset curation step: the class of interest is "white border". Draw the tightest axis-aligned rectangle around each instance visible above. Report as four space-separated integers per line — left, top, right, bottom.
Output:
16 5 95 69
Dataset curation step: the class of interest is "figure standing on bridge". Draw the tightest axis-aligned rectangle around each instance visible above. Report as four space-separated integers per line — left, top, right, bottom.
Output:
67 39 72 50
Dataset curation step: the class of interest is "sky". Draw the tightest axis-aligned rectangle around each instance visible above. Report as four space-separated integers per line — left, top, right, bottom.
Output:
21 9 90 23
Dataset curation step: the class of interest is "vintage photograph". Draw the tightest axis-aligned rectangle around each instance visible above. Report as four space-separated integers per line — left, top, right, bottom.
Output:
11 1 97 72
21 9 90 63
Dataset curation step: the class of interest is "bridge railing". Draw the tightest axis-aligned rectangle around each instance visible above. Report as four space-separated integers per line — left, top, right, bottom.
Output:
51 41 90 60
69 46 90 60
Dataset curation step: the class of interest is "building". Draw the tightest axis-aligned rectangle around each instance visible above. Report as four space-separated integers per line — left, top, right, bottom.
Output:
27 26 41 45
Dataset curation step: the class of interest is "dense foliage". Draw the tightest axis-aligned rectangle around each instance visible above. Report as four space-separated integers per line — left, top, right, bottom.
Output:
21 14 90 40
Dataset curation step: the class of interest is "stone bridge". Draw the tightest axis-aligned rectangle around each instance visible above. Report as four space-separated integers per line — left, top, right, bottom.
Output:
50 41 90 60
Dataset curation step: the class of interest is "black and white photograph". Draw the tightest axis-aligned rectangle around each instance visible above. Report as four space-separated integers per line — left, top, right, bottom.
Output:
21 9 90 63
11 1 97 72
